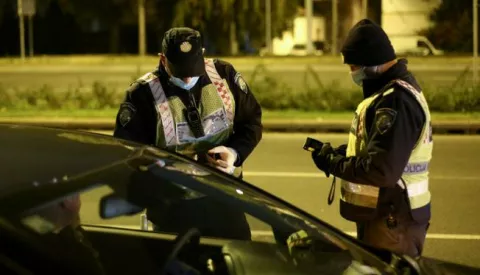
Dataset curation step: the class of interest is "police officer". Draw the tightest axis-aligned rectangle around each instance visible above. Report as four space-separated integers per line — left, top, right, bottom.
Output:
113 27 263 240
310 19 432 258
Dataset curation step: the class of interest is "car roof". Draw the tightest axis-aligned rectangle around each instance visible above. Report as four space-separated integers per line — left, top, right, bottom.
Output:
0 124 139 195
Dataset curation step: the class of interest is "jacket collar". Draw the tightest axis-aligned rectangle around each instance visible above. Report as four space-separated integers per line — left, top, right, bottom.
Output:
362 58 412 98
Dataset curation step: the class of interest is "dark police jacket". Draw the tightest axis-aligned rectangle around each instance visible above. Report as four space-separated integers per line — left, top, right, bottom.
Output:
113 59 263 167
328 59 431 223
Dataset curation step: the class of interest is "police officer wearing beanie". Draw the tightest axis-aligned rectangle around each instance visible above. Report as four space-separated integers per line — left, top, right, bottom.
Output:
310 19 433 258
113 27 263 240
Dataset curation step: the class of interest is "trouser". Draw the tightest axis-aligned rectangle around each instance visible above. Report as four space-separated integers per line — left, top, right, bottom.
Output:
356 213 430 258
148 196 252 241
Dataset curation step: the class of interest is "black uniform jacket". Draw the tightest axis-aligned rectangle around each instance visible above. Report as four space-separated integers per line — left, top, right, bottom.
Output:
113 59 263 167
329 59 430 221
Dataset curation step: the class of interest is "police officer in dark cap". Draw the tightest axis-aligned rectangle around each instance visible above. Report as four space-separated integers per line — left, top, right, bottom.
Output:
309 19 433 258
113 27 263 240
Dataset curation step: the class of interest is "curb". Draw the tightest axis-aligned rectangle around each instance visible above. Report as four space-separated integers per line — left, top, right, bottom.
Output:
1 119 479 134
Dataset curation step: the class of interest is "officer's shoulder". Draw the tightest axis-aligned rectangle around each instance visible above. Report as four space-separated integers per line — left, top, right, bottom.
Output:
380 82 425 119
134 71 159 85
390 81 423 104
381 81 419 102
212 58 237 76
127 71 159 94
212 58 234 69
212 59 250 94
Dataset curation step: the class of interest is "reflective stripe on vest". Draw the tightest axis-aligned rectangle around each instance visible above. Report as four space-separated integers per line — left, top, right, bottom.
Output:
340 79 432 211
147 76 176 147
204 59 234 122
144 60 235 155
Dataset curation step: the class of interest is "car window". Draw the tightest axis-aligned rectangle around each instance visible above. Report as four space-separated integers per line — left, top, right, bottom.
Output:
417 40 429 49
16 155 394 275
77 184 277 243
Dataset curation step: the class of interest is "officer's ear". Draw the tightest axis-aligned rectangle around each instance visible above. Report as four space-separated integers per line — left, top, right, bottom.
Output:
202 48 205 54
159 53 167 67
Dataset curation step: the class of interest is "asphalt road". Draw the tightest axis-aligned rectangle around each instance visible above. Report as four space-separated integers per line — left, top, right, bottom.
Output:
0 63 474 91
79 132 480 268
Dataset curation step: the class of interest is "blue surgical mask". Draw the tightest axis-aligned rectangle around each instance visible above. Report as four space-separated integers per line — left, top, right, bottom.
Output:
170 76 199 90
350 65 383 87
350 68 366 87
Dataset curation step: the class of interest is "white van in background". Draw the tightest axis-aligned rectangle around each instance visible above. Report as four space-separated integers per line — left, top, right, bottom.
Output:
389 35 445 56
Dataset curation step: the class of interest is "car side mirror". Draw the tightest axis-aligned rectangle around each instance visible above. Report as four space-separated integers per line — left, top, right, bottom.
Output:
100 194 144 219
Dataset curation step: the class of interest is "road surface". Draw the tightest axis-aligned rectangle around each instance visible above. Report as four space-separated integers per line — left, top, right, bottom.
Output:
79 132 480 268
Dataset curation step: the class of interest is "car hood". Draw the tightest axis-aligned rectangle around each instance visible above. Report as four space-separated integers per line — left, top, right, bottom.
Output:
0 124 139 195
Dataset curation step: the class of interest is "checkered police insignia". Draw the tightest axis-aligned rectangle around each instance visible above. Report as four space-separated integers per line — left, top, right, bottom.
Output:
118 103 136 127
234 72 248 93
180 41 192 53
375 108 397 135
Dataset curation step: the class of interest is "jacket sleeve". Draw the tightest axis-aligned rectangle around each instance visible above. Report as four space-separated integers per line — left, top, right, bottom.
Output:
218 61 263 166
328 88 426 188
113 83 156 146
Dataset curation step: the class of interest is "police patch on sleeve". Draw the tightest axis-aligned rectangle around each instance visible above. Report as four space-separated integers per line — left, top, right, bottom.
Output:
375 108 397 135
234 72 248 94
118 103 136 127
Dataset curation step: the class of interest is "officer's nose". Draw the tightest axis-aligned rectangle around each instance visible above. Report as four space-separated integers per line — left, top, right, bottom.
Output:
182 77 193 83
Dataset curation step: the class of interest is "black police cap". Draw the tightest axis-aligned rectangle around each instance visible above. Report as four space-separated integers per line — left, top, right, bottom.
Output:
162 27 206 77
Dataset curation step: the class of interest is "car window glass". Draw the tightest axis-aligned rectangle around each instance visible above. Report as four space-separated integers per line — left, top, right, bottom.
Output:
17 176 391 275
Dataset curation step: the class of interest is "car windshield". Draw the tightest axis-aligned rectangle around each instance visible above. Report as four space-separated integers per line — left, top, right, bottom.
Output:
14 146 396 275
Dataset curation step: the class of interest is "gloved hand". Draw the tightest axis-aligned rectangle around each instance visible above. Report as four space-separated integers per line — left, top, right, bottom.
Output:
311 142 335 177
286 230 313 254
334 144 348 156
207 146 238 175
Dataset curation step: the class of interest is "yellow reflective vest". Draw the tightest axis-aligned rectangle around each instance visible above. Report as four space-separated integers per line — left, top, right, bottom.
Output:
340 79 433 221
138 59 235 158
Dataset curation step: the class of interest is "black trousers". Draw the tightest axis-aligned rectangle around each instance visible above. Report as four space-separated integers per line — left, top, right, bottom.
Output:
148 196 252 241
356 213 430 258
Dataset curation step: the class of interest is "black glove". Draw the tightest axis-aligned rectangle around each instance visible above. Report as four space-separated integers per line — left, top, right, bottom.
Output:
334 144 348 156
311 142 335 177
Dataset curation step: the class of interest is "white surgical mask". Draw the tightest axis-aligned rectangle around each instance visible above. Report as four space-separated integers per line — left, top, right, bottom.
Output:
170 76 199 90
350 68 366 87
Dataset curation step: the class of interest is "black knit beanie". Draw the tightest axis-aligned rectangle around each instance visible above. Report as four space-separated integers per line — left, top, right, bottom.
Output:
341 19 396 67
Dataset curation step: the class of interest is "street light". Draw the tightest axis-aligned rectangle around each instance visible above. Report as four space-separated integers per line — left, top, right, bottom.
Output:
138 0 146 56
363 0 368 19
305 0 313 55
474 0 478 85
17 0 25 60
332 0 338 55
265 0 272 55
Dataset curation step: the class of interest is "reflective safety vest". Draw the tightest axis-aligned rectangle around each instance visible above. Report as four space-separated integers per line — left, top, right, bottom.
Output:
138 59 235 158
340 79 433 220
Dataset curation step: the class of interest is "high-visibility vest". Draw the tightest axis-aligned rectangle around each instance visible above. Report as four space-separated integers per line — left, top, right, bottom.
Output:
138 59 235 158
340 79 433 219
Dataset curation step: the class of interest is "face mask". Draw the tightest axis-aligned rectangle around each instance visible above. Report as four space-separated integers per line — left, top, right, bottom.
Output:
170 76 199 90
350 68 366 87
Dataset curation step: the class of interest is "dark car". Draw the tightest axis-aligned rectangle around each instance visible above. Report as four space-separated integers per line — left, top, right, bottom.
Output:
0 124 477 275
